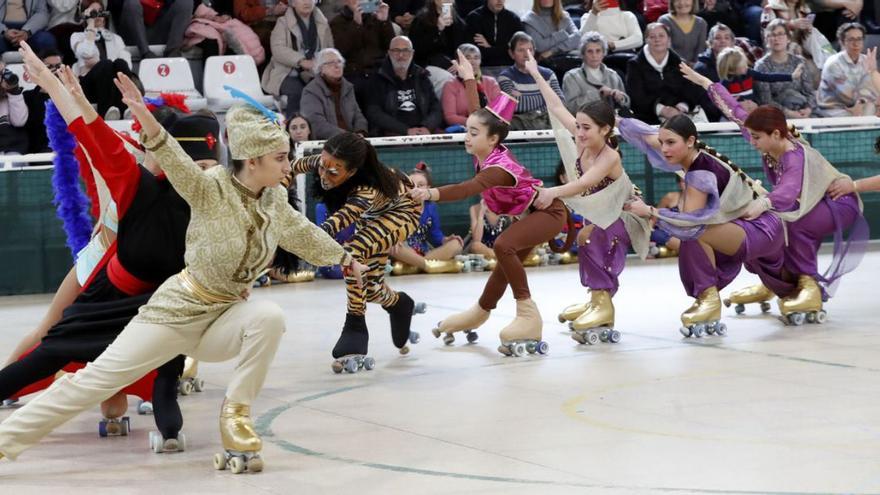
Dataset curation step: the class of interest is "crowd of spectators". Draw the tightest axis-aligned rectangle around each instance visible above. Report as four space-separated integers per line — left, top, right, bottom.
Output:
2 0 880 160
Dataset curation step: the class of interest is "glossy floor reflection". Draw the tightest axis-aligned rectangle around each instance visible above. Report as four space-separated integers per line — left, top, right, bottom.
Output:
1 251 879 494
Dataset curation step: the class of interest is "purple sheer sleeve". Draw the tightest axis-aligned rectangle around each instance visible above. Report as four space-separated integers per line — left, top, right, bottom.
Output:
656 170 720 240
617 118 681 173
821 207 870 298
707 83 752 144
767 145 805 212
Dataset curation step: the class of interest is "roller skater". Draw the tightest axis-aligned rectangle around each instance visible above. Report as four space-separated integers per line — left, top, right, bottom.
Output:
679 287 727 337
523 51 651 346
431 303 488 345
777 275 826 325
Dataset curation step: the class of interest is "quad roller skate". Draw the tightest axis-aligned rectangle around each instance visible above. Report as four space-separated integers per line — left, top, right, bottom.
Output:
385 291 425 355
252 269 271 288
422 259 464 274
558 251 577 264
391 261 420 276
570 290 621 345
98 416 131 437
274 269 316 283
213 401 263 474
178 357 204 395
723 283 774 315
149 431 186 453
778 275 826 326
498 298 549 357
557 291 590 323
431 303 489 345
137 400 153 415
680 287 727 338
523 247 550 267
1 398 19 408
331 313 374 373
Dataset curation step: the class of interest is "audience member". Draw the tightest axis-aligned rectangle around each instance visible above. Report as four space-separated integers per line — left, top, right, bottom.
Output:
579 0 642 75
465 0 524 72
760 0 835 71
716 45 801 105
107 0 194 58
410 0 466 70
658 0 708 63
387 0 423 31
0 60 28 157
562 31 629 113
497 31 564 130
47 0 84 64
234 0 288 64
441 42 500 126
817 22 878 116
23 47 57 153
754 19 818 117
522 0 581 81
0 0 57 54
300 48 368 138
330 0 394 98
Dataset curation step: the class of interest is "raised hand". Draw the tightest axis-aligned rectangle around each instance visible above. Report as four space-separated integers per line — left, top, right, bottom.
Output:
792 63 805 80
454 49 474 80
523 50 540 77
680 62 712 89
59 65 98 121
18 41 58 91
863 47 877 74
113 72 159 137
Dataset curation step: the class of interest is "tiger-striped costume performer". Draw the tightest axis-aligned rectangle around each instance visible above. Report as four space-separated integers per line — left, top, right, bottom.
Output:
288 133 424 372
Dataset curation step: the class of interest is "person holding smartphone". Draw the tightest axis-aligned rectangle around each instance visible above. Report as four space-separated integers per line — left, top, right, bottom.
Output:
410 0 466 70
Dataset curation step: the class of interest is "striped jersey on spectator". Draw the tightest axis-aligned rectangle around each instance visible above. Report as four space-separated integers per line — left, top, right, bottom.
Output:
496 66 563 114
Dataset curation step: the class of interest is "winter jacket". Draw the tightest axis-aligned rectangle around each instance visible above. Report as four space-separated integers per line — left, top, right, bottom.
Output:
184 4 265 64
464 5 524 67
364 57 443 135
71 28 131 76
625 47 700 124
329 6 395 78
300 75 368 139
562 63 630 113
409 9 467 69
261 7 333 96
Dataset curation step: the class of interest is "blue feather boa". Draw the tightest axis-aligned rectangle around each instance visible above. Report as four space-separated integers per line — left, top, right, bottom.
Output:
45 101 92 259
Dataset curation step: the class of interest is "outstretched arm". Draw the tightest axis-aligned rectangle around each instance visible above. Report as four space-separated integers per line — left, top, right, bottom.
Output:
680 62 751 145
523 51 576 134
19 41 81 125
533 152 620 208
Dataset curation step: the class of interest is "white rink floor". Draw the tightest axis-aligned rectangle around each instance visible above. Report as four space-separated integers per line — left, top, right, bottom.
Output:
1 251 879 495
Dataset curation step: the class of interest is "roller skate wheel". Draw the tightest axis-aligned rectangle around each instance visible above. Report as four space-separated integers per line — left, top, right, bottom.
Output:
431 327 441 339
609 330 621 343
363 357 376 370
193 378 205 392
692 324 705 338
177 432 187 452
706 325 716 335
715 322 727 336
149 431 160 453
788 312 806 326
722 298 731 308
248 456 264 473
536 341 549 354
815 310 827 324
98 420 108 437
806 312 816 323
734 304 745 315
179 380 193 396
344 359 359 373
465 331 479 343
760 301 772 313
679 326 692 338
331 361 344 374
567 321 575 331
138 400 153 415
599 329 609 342
557 315 566 323
229 455 246 474
399 345 410 355
213 453 228 470
413 302 427 314
442 333 455 345
408 331 420 344
497 344 512 356
586 331 600 345
526 342 537 354
163 437 180 453
571 332 585 344
513 342 527 357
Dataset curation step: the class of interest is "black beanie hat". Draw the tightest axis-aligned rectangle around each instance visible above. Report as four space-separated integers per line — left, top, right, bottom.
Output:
169 113 221 162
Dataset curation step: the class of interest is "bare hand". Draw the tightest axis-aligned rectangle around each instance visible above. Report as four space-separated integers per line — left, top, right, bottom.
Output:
113 72 150 127
347 259 369 288
863 47 877 74
591 0 607 13
273 1 289 15
598 86 612 97
623 197 652 217
453 49 474 80
473 33 490 48
660 105 682 119
409 187 431 202
445 234 464 246
239 288 251 300
741 198 769 220
376 2 390 21
299 58 314 71
740 99 758 113
680 61 712 89
18 41 57 90
850 99 866 116
791 63 805 80
415 127 431 135
702 0 716 10
58 65 86 102
790 17 812 30
613 90 626 103
539 50 553 60
352 3 364 24
532 187 556 209
828 177 856 199
523 50 540 76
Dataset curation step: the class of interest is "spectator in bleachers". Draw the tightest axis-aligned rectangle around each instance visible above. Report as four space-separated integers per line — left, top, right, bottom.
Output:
388 0 423 32
301 48 368 138
71 0 135 120
754 19 818 118
455 0 481 18
46 0 85 65
23 47 57 153
626 22 704 123
817 22 879 116
233 0 288 62
0 0 57 54
658 0 707 63
288 111 310 144
716 45 802 106
693 22 734 81
330 0 394 98
697 0 740 32
808 0 863 43
262 0 333 117
107 0 194 58
441 42 500 126
760 0 836 72
497 31 563 129
183 3 266 64
522 0 581 81
410 0 466 71
737 0 765 43
464 0 524 72
364 35 443 135
0 59 28 156
579 0 642 75
561 31 630 113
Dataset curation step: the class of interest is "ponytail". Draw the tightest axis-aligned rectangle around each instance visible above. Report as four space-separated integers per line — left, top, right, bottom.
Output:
695 141 761 199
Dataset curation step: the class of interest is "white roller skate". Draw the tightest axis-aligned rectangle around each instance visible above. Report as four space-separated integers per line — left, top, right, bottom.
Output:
137 400 153 415
778 275 826 326
498 298 549 357
570 290 620 345
98 416 130 437
431 303 489 345
178 357 204 395
723 283 774 315
149 431 186 453
213 401 264 474
680 287 726 338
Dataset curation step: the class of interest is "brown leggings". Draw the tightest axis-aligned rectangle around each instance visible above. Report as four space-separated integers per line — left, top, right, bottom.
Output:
478 199 567 310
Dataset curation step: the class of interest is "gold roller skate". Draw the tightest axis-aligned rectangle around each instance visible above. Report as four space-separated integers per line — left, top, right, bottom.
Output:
213 401 264 474
431 303 490 345
498 298 549 357
391 261 420 276
778 275 826 326
570 290 620 345
557 294 589 323
680 287 727 338
723 283 774 315
422 259 464 274
178 357 204 395
559 251 577 264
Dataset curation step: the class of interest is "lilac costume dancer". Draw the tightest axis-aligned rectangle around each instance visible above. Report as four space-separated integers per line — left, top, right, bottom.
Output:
707 83 869 299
